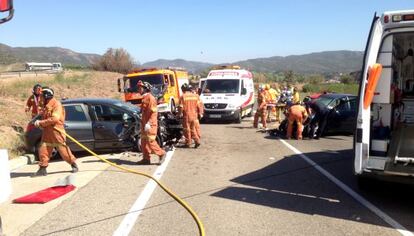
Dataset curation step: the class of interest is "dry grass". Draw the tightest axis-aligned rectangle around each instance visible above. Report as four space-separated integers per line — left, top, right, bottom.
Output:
0 70 123 159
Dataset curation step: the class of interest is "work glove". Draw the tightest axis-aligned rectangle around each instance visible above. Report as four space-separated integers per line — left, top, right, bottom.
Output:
144 122 151 132
34 120 41 128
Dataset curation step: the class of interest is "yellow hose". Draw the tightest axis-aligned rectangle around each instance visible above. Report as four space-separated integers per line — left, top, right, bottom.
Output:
54 127 205 236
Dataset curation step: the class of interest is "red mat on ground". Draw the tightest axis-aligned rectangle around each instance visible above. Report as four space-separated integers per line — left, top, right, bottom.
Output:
13 185 76 204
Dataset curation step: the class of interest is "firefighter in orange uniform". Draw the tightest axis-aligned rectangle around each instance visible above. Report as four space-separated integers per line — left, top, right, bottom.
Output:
253 84 267 129
286 103 308 140
190 85 204 139
136 80 166 165
178 84 202 148
32 87 78 177
25 84 44 118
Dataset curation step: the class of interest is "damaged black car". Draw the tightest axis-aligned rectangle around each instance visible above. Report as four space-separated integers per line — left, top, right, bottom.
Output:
25 98 183 158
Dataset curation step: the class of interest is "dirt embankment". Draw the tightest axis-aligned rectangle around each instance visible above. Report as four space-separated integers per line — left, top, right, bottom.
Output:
0 70 123 158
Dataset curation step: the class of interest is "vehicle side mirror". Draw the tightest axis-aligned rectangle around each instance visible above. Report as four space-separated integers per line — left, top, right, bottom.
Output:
241 88 247 95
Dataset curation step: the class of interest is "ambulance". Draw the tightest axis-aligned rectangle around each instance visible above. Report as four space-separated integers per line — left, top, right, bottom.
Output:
200 65 255 123
354 10 414 183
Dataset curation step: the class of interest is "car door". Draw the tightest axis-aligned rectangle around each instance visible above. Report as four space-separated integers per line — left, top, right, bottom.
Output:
330 97 357 133
90 104 132 150
63 103 94 152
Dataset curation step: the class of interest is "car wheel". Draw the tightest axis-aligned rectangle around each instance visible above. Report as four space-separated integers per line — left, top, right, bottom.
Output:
156 134 164 148
134 136 142 152
170 100 176 113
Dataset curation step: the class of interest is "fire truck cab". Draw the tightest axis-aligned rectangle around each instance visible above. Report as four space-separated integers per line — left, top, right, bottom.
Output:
118 67 189 113
355 10 414 183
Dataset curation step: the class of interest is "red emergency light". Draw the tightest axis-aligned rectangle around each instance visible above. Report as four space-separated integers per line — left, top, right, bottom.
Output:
384 15 389 23
0 0 12 12
403 14 414 21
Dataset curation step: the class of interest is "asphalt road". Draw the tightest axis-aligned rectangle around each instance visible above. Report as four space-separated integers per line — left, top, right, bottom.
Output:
22 119 414 236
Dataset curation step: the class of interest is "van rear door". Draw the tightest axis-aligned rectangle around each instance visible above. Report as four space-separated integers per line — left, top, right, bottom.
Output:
354 14 384 174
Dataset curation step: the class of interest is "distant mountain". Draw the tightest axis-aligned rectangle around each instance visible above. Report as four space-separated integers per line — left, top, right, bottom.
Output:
142 59 213 74
0 43 100 66
143 51 364 74
0 43 363 74
236 50 364 74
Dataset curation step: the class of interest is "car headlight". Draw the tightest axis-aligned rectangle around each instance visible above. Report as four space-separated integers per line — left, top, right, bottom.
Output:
228 104 236 109
227 104 240 110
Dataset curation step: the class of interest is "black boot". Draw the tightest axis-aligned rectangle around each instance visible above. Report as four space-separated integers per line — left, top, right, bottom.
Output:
31 167 47 177
137 159 151 165
71 163 79 173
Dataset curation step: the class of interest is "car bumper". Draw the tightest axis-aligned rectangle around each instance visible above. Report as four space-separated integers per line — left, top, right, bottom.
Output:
204 109 240 120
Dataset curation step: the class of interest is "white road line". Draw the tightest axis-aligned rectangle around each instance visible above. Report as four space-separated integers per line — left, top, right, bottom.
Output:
279 139 413 236
113 149 175 236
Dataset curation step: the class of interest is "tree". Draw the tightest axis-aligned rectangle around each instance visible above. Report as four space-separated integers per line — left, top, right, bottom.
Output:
283 70 296 85
92 48 134 74
340 74 355 84
308 74 325 85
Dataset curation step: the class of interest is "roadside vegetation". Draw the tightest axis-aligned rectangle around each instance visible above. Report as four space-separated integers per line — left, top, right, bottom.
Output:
252 70 359 95
0 71 122 159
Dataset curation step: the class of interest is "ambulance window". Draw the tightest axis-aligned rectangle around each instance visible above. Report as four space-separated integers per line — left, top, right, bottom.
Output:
169 75 175 86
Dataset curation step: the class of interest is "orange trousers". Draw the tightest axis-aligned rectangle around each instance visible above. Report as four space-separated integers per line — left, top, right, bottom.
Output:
253 109 267 128
287 113 304 139
141 139 165 160
38 143 76 167
183 117 200 146
195 119 201 139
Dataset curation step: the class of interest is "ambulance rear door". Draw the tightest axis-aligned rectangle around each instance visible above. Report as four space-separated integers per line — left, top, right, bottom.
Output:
354 13 384 174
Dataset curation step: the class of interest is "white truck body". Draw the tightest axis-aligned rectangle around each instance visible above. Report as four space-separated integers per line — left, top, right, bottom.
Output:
354 9 414 182
200 68 255 122
25 62 62 71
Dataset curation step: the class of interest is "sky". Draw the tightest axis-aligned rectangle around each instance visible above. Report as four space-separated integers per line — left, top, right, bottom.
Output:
0 1 413 64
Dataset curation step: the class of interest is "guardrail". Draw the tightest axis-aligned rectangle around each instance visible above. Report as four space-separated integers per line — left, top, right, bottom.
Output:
0 70 62 78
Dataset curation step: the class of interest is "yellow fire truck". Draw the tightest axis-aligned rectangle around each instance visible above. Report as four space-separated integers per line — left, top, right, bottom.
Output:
118 67 189 113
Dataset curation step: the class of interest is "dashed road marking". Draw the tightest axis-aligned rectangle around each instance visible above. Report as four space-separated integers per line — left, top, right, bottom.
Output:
113 149 175 236
279 139 413 236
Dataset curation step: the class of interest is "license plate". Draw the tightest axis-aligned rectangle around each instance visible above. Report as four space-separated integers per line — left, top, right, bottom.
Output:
210 114 221 118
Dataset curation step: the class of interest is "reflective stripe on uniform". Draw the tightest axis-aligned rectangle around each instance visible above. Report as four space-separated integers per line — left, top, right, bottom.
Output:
52 112 60 119
183 97 198 101
41 142 67 147
141 134 157 141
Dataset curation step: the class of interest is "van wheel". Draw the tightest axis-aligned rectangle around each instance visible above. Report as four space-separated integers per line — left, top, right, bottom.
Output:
235 111 242 124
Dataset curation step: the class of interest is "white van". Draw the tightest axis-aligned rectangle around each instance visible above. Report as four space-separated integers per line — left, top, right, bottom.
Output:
200 66 255 123
354 10 414 183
